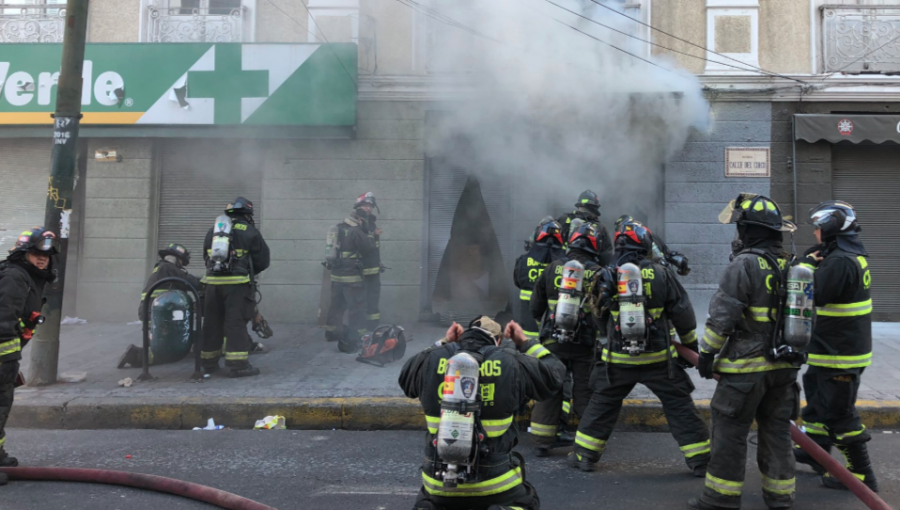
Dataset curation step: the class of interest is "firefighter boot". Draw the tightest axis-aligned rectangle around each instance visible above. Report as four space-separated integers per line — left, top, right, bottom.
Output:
794 440 828 476
567 451 598 472
116 344 142 369
535 430 576 458
0 471 7 486
228 364 261 378
0 449 18 467
822 443 879 492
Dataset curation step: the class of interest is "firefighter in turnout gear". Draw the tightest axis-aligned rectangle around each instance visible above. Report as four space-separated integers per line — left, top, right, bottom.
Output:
557 190 613 266
201 197 270 378
570 220 709 475
528 221 602 456
356 192 384 330
0 228 57 486
120 243 203 369
399 316 564 510
325 197 377 352
615 215 691 276
513 218 566 339
688 194 801 510
794 201 878 492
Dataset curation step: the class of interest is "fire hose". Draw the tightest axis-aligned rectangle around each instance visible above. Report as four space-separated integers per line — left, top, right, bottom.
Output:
673 343 892 510
0 467 279 510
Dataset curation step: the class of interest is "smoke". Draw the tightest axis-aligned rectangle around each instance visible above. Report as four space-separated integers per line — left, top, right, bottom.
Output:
422 0 711 232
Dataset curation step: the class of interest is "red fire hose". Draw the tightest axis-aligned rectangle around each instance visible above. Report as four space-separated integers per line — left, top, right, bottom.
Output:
673 343 893 510
0 467 279 510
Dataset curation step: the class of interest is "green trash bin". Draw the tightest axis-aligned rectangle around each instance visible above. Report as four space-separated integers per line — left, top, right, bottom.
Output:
149 289 195 366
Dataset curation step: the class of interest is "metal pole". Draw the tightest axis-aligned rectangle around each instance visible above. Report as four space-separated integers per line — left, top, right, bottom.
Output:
28 0 91 386
792 115 799 222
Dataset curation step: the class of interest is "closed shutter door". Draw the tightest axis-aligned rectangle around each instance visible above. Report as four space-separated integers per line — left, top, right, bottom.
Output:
832 144 900 321
158 139 262 278
426 157 467 298
0 139 53 253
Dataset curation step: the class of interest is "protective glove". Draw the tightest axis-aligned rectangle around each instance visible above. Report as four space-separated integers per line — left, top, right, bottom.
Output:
698 351 716 380
677 341 699 369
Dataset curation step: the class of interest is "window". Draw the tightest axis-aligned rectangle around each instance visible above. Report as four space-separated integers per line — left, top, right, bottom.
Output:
169 0 241 16
0 0 67 43
822 5 900 74
145 0 253 42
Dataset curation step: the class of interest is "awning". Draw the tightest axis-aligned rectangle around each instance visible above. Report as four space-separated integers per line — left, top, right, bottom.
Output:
795 114 900 144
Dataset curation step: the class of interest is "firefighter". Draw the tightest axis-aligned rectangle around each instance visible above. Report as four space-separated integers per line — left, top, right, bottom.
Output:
0 228 58 486
325 196 377 353
794 201 878 492
119 243 203 369
357 192 384 330
557 190 613 265
569 220 708 475
528 221 602 456
513 217 566 339
201 197 270 378
615 215 691 276
688 194 802 510
399 316 565 510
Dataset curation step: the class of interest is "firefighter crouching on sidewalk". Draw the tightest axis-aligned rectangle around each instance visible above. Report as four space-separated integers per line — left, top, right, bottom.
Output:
688 194 802 510
513 217 566 340
399 317 564 510
528 221 602 456
0 228 58 486
201 197 270 378
794 200 878 492
569 220 709 475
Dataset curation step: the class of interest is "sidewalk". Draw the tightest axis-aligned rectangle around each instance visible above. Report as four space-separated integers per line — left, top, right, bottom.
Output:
9 321 900 431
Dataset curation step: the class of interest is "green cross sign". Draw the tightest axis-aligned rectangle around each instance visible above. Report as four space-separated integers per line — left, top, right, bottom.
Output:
188 45 268 124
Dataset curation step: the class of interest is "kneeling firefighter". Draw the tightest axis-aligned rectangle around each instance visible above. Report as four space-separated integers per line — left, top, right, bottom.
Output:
794 201 878 492
399 317 564 510
615 215 691 276
119 243 203 369
0 228 58 486
528 221 602 456
513 217 566 339
689 194 805 510
569 220 709 475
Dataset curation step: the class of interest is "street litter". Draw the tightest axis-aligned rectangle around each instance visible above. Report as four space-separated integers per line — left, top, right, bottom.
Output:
59 371 86 383
61 317 87 325
118 377 133 388
254 415 286 430
193 418 224 431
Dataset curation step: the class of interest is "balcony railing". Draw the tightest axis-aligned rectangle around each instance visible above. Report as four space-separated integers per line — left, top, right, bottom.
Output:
0 3 65 43
148 5 247 43
823 5 900 74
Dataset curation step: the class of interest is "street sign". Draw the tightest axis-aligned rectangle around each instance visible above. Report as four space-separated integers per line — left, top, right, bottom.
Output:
0 43 357 126
725 147 770 178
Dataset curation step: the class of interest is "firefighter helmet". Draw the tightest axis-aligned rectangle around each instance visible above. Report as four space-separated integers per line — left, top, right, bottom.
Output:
534 218 564 246
576 190 601 212
158 243 191 266
355 192 380 213
719 193 795 232
615 214 634 231
11 228 59 256
225 197 254 216
568 221 600 255
614 220 653 255
809 200 859 238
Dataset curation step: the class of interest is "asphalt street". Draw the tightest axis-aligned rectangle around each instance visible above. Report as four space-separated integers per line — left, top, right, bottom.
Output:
2 429 899 510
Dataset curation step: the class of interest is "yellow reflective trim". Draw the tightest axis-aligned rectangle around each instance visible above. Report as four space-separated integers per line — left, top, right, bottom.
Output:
602 345 675 365
800 262 817 271
575 431 606 452
525 344 551 359
836 426 866 441
807 352 872 369
817 299 872 317
681 330 697 344
0 338 22 357
702 327 726 350
562 401 571 414
225 352 248 361
530 422 557 437
331 275 363 283
706 473 743 496
422 467 523 497
202 275 251 285
857 256 868 270
649 307 664 319
426 415 440 434
803 421 828 436
201 349 221 360
522 330 540 339
714 356 794 374
362 267 380 275
761 475 795 495
746 307 773 322
482 416 514 438
519 289 533 300
548 299 558 308
680 440 711 458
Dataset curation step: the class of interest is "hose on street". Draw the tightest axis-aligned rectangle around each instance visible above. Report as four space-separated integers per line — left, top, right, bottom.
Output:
0 466 279 510
672 342 893 510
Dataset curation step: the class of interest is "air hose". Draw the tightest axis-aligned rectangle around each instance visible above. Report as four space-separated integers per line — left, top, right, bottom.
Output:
1 467 279 510
673 343 893 510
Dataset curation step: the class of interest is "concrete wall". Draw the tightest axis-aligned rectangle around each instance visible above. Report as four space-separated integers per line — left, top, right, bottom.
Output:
759 0 810 74
360 0 414 75
88 0 141 43
256 0 310 43
651 0 706 75
77 139 155 322
258 100 424 324
665 102 772 315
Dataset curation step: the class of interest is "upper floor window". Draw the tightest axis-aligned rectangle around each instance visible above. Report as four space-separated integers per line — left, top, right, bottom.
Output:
0 0 67 43
144 0 253 42
822 4 900 74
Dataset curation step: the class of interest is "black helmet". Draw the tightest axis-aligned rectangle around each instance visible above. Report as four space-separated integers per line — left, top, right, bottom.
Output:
11 227 59 256
355 192 380 213
615 214 634 231
719 193 795 232
809 200 859 238
226 197 254 216
567 221 600 255
158 243 191 266
576 190 601 212
614 220 653 256
533 218 564 246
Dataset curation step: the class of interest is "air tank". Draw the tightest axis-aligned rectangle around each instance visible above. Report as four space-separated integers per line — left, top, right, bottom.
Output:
617 262 646 346
437 352 480 487
554 260 585 341
784 264 815 350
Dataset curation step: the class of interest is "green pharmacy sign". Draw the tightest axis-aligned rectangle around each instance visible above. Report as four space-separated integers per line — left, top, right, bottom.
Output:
0 43 357 126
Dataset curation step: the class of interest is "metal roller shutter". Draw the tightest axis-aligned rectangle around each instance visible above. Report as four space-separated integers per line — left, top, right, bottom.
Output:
832 144 900 321
157 139 262 278
0 139 53 253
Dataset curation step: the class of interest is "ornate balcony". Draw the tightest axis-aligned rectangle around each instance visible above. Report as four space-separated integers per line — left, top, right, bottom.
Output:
148 3 248 43
823 5 900 74
0 2 66 43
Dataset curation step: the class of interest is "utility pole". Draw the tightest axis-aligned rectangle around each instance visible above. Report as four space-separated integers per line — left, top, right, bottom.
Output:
29 0 91 386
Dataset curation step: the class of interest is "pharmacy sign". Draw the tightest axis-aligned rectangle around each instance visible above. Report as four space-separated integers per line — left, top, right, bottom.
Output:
0 43 357 126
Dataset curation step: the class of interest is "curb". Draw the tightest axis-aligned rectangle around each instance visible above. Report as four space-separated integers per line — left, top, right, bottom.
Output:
10 397 900 431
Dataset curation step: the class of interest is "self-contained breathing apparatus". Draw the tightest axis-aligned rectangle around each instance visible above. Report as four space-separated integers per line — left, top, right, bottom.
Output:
551 260 586 343
208 215 234 273
434 351 488 488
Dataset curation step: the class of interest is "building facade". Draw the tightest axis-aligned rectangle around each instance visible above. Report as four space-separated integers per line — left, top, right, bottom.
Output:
0 0 897 323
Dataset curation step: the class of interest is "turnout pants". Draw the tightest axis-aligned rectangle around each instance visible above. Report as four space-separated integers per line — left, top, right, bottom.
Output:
515 298 539 340
0 360 18 456
573 362 710 469
530 347 592 446
702 369 799 509
364 273 381 329
201 283 254 369
414 480 540 510
325 281 367 351
801 366 869 446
